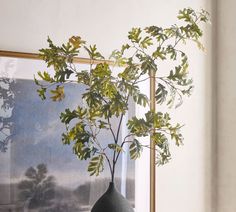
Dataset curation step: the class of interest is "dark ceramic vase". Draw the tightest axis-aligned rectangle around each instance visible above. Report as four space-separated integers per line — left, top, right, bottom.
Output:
91 182 134 212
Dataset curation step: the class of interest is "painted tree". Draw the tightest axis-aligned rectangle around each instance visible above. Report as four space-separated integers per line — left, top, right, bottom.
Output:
18 163 56 209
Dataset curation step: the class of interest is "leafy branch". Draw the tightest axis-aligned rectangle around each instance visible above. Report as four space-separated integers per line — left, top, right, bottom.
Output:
34 8 209 180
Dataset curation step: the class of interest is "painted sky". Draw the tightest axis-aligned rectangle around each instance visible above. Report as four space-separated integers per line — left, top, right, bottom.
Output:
0 79 134 188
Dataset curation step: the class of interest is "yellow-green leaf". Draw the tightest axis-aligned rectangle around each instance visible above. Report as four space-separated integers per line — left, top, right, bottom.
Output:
50 86 65 101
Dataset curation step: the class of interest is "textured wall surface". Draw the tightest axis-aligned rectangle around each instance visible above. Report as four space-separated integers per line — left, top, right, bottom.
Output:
217 0 236 211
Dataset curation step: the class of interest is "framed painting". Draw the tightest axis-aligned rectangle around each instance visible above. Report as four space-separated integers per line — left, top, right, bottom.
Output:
0 51 151 212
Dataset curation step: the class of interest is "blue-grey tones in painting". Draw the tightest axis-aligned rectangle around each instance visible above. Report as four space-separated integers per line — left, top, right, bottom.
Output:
0 58 135 212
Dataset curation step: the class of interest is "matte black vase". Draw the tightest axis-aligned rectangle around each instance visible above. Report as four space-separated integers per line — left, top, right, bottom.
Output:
91 182 134 212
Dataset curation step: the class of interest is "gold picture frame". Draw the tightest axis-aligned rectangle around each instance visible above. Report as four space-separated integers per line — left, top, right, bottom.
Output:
0 50 156 212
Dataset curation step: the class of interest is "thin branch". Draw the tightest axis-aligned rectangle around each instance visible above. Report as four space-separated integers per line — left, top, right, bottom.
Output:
157 77 184 102
141 144 160 152
102 152 113 177
115 114 124 144
107 116 117 143
114 133 135 163
113 67 147 165
99 95 117 143
68 60 78 74
114 140 133 163
135 76 158 84
123 133 135 142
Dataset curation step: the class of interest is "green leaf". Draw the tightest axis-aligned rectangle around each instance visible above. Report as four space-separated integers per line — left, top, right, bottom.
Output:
54 68 74 82
121 44 130 54
155 83 168 104
109 94 127 117
62 133 71 145
178 8 195 22
98 120 109 129
145 26 163 37
39 37 67 71
37 87 47 100
88 108 102 121
170 124 184 146
140 36 153 49
128 28 142 43
133 93 149 107
84 45 105 60
82 91 102 107
73 143 97 160
101 104 112 119
37 71 54 82
50 86 65 101
66 122 90 143
127 117 150 137
151 132 167 147
193 39 205 51
76 70 90 85
156 142 171 166
60 107 87 124
129 139 143 159
136 54 157 74
92 63 111 78
168 66 184 81
108 143 123 153
199 9 210 22
69 36 86 49
152 47 166 60
118 64 139 81
166 45 177 60
34 75 40 85
88 155 104 176
60 109 77 124
109 50 128 66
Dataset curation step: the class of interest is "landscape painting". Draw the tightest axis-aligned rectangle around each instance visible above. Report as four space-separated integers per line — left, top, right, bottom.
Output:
0 57 135 212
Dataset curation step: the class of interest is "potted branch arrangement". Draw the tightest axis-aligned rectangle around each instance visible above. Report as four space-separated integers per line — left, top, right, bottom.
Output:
34 8 209 212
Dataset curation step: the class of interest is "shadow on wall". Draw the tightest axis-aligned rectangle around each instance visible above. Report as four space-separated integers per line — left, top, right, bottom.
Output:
0 76 16 153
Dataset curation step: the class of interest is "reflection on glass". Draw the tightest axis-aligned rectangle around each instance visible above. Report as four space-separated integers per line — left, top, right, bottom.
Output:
0 58 135 212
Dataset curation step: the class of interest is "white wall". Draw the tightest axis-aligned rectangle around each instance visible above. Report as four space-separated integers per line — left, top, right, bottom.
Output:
0 0 213 211
0 0 211 57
